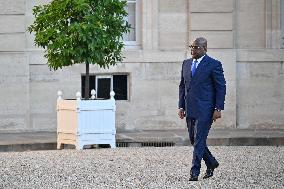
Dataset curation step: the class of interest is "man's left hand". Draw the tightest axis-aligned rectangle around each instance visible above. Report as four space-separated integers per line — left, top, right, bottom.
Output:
212 110 221 122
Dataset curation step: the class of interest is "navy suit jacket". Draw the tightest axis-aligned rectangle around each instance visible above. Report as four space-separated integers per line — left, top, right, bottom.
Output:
178 54 226 119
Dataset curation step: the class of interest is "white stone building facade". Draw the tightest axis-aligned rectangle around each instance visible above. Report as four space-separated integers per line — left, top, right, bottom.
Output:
0 0 283 133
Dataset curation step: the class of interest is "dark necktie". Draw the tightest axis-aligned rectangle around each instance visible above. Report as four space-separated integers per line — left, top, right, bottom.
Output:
192 60 198 76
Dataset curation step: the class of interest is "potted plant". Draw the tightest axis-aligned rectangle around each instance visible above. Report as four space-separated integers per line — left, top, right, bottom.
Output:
28 0 131 149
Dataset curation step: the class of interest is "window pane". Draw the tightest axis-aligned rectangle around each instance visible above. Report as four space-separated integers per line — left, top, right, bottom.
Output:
82 75 128 100
97 78 111 99
113 75 128 100
123 2 136 41
81 75 96 99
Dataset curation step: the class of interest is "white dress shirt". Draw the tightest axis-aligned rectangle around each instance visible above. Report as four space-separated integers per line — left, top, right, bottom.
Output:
191 55 205 71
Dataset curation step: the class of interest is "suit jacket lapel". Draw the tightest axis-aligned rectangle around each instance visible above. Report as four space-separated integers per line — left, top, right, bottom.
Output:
191 55 208 82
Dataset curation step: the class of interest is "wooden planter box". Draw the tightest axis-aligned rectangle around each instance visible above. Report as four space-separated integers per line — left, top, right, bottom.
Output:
56 91 116 149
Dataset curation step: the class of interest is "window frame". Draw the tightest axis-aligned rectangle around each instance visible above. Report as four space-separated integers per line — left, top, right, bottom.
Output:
95 75 113 97
123 0 141 49
81 73 129 101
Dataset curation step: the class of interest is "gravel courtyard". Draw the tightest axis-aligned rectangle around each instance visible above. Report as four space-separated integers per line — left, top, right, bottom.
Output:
0 146 283 189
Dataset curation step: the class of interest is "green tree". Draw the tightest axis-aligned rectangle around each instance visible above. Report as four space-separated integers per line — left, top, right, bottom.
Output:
28 0 130 99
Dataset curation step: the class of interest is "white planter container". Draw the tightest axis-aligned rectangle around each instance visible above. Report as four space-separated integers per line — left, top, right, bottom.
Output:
56 90 116 149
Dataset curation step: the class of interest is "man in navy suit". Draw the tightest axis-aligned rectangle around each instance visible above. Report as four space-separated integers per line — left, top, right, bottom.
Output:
178 37 226 181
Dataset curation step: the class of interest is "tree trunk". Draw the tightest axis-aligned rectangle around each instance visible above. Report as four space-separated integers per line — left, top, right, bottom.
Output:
85 62 90 100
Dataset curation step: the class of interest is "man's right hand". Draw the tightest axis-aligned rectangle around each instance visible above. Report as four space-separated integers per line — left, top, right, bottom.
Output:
178 109 185 119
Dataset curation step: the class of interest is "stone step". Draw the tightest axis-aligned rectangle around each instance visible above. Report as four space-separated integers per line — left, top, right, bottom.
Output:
0 129 283 152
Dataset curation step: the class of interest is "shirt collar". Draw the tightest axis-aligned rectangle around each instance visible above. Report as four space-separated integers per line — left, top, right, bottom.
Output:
193 54 206 64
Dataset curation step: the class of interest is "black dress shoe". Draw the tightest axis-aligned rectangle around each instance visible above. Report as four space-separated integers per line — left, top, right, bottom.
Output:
203 169 214 179
189 175 198 181
203 163 219 179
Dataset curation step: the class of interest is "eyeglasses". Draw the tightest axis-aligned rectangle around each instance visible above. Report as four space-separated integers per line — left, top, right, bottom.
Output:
189 45 202 50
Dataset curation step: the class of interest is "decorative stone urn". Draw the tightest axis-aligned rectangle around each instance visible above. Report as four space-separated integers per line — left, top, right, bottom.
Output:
56 90 116 149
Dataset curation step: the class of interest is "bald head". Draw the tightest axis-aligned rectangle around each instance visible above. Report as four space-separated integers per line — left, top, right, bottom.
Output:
190 37 207 59
194 37 207 50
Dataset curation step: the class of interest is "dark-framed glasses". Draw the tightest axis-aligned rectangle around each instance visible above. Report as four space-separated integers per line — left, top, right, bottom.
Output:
189 45 202 50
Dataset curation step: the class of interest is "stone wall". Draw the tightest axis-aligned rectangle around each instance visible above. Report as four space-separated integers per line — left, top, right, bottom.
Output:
0 0 283 132
0 0 29 132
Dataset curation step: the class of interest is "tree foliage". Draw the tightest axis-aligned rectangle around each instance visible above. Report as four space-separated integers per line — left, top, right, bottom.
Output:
28 0 131 70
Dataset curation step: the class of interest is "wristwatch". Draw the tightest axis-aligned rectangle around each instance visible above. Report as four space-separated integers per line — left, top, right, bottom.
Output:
215 108 221 112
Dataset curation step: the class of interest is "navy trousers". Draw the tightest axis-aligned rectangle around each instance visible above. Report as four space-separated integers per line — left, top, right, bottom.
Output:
186 117 218 176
